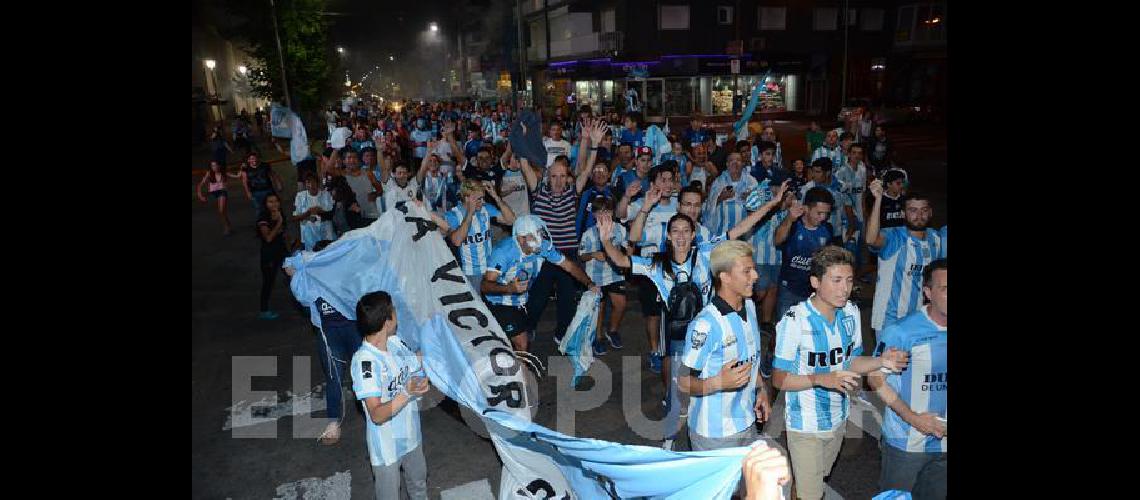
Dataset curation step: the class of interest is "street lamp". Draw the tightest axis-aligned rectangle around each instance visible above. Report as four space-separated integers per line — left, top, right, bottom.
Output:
430 22 438 32
204 59 216 70
337 46 345 54
390 55 395 61
238 65 248 76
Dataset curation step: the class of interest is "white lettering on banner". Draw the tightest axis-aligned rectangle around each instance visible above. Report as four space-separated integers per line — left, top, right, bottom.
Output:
791 254 812 271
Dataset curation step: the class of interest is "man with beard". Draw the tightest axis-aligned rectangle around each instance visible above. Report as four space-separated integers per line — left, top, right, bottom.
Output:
865 181 943 338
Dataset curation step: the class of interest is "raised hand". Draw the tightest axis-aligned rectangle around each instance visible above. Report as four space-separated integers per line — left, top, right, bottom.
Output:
624 182 643 200
771 179 791 204
869 179 884 199
596 215 615 240
644 186 663 208
788 200 805 219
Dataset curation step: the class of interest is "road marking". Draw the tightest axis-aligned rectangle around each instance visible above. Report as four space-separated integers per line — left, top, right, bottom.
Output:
441 478 495 500
223 384 325 431
272 470 351 500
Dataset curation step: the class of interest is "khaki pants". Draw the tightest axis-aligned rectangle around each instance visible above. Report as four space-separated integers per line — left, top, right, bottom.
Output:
786 425 845 500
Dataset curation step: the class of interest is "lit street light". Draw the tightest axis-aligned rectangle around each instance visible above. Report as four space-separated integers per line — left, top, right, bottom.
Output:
430 22 438 32
238 65 247 76
337 46 345 54
204 59 216 70
390 55 395 61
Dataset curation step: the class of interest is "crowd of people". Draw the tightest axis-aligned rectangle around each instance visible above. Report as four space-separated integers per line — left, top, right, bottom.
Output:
197 96 947 499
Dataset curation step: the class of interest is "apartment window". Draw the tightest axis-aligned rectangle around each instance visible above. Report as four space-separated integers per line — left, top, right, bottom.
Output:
718 6 733 25
601 8 615 33
758 7 786 31
861 8 884 31
659 5 690 30
814 7 839 31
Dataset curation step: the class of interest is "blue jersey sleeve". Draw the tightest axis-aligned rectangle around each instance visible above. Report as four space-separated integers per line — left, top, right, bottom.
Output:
682 315 719 371
874 322 907 358
540 241 566 265
444 209 461 230
879 227 906 258
486 204 502 220
351 354 384 400
773 309 803 373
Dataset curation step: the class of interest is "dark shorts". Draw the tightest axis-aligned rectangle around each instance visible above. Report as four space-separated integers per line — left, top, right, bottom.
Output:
488 304 529 338
634 275 663 316
601 282 625 296
209 190 228 200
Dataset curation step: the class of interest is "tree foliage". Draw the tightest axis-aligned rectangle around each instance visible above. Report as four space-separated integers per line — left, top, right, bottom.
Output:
213 0 341 116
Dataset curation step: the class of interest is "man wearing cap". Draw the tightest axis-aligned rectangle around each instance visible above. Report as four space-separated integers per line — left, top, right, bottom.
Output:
614 145 655 217
483 215 599 352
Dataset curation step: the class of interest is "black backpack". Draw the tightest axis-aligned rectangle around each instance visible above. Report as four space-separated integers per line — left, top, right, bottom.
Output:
664 249 704 343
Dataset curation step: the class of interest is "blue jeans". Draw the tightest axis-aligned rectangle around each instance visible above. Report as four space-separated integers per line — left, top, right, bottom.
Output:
251 189 274 219
775 285 809 325
314 323 363 420
880 442 947 499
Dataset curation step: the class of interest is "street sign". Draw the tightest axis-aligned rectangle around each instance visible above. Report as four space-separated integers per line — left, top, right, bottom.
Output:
730 59 740 75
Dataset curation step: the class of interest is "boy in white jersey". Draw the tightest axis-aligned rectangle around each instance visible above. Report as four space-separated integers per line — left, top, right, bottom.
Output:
350 291 432 500
445 179 517 294
869 259 947 499
577 197 630 356
865 181 942 338
772 246 909 500
678 240 773 453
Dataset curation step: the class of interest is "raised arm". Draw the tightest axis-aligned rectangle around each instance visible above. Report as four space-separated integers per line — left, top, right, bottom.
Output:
727 180 791 240
865 179 886 248
773 201 803 247
417 142 436 185
596 215 631 269
615 182 642 221
520 157 539 193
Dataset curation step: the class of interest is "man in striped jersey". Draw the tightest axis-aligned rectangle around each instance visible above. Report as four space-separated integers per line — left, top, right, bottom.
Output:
772 246 909 500
517 119 604 346
677 240 772 453
810 129 844 171
743 188 795 335
869 259 947 499
350 291 431 500
835 143 870 279
483 215 599 353
865 180 942 336
705 152 760 236
445 180 517 295
578 197 630 356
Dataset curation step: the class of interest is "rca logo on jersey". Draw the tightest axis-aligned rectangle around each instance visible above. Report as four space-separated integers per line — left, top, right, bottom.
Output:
466 229 493 245
922 372 947 391
806 343 855 368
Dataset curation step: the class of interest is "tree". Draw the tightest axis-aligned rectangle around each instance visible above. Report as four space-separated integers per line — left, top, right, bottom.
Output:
212 0 342 119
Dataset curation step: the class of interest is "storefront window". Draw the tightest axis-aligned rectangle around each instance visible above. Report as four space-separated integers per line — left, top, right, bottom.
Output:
711 74 794 115
663 78 695 117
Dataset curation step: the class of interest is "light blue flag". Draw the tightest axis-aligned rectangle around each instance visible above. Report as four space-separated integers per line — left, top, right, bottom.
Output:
285 201 780 500
270 103 292 138
733 70 773 140
558 290 602 387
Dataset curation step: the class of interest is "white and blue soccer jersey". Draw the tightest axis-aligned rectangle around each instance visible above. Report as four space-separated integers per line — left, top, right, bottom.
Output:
630 240 717 304
871 227 942 330
624 196 679 258
410 129 433 159
350 337 423 467
293 190 335 251
938 226 947 258
834 163 868 223
422 172 447 211
484 237 566 307
578 224 628 287
874 307 947 453
811 144 845 170
774 297 863 433
748 211 788 266
705 172 759 236
445 204 502 277
683 298 764 438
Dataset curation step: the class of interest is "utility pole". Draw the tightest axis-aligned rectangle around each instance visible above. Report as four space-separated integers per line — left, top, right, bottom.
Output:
841 0 849 109
269 0 292 109
515 0 526 110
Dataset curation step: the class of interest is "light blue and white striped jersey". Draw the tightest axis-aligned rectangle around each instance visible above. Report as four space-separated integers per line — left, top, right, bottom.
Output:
683 297 764 438
873 307 948 453
748 211 788 266
578 224 628 287
624 196 679 257
421 172 447 211
410 129 433 159
774 296 863 433
871 227 942 330
350 337 423 467
938 226 947 258
811 144 845 170
444 204 502 277
834 162 868 222
630 240 717 304
484 237 566 307
705 171 759 236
